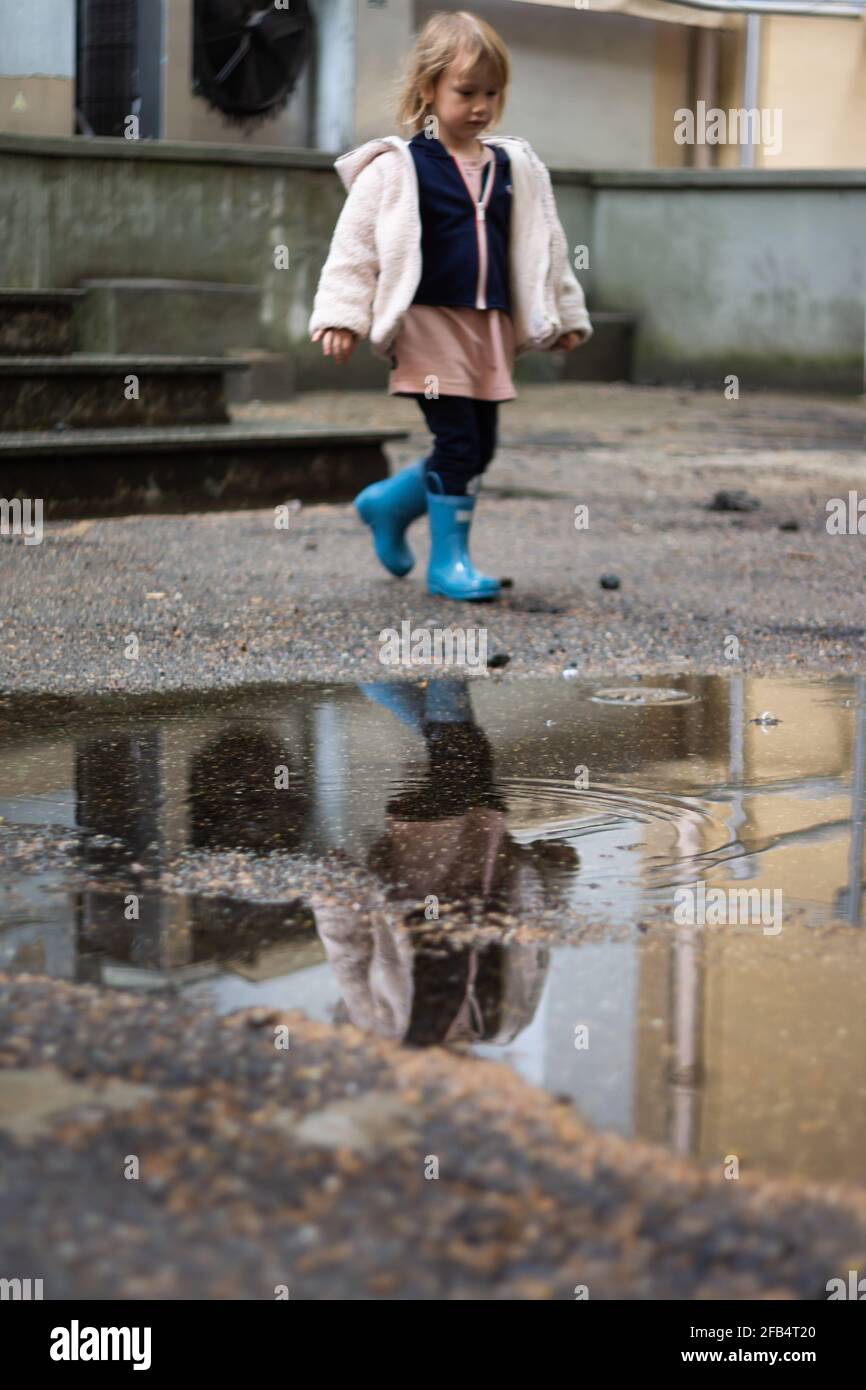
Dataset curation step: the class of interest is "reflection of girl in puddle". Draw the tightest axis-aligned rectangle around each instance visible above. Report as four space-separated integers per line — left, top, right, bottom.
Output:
310 679 578 1046
313 897 549 1046
367 678 576 913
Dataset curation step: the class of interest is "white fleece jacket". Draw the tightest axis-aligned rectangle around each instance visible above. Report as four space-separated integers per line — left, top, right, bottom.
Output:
308 133 593 361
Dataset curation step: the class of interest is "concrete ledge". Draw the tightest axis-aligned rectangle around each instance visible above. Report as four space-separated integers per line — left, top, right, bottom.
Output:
78 279 256 293
0 355 250 374
4 133 866 190
0 423 405 517
0 423 408 453
0 289 86 303
0 132 336 172
0 357 251 430
555 167 866 190
578 169 866 191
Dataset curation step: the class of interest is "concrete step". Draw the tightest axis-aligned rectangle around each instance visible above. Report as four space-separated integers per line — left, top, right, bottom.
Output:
0 355 249 430
0 289 86 356
76 279 296 405
515 310 638 385
0 422 407 518
224 349 296 406
563 311 637 383
76 278 262 357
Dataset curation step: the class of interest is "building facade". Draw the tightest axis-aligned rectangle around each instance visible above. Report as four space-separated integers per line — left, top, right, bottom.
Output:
1 0 865 169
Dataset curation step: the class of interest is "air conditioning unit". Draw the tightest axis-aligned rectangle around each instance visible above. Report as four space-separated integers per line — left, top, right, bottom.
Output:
193 0 313 125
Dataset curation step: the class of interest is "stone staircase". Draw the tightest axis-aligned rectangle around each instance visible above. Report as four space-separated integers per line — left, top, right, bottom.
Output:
0 288 401 518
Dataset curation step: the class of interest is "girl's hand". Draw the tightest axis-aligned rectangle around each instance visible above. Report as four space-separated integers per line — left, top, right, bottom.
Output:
552 330 584 351
312 327 358 364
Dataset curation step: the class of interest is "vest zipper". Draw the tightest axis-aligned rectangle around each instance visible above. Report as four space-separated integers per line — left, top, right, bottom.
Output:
451 151 495 310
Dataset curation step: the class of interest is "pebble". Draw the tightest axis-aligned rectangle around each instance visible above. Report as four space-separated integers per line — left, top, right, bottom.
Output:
707 489 760 513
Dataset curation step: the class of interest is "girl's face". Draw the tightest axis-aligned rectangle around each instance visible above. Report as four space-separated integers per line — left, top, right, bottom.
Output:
425 55 500 141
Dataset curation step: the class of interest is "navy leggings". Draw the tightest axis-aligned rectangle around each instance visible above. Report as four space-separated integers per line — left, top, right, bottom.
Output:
412 394 498 496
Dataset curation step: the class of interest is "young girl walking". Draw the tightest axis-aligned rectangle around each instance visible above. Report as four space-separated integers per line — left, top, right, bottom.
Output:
309 10 592 601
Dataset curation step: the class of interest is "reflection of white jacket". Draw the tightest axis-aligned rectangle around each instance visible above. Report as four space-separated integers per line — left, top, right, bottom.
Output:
308 134 593 362
312 893 549 1046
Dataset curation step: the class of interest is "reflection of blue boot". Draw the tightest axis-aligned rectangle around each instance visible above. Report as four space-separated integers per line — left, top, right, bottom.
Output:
360 682 426 734
426 474 500 602
424 679 473 724
354 458 428 577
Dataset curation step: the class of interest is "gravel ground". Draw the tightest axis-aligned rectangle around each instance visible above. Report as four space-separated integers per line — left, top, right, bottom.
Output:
0 383 863 695
2 974 866 1300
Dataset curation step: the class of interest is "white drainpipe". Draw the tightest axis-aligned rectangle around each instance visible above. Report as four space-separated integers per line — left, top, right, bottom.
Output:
693 30 720 171
740 14 762 170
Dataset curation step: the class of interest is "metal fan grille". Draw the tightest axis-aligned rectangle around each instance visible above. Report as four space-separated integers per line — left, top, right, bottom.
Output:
194 0 313 124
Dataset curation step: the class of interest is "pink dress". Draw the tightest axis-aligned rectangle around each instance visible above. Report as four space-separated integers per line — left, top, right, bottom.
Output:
388 147 517 403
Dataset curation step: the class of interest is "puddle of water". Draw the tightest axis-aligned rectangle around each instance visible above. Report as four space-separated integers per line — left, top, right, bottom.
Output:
0 672 864 1185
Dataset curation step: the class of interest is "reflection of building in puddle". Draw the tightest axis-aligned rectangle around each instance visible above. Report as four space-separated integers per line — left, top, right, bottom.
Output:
625 676 866 1178
634 674 862 918
74 888 319 991
0 881 325 992
633 915 866 1183
73 718 315 987
842 689 866 924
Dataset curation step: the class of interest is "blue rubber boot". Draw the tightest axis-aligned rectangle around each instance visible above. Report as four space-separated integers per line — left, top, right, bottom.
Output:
354 458 428 577
426 474 500 602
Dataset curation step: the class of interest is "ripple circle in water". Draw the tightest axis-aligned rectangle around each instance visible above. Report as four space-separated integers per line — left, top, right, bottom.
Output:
491 774 731 888
591 687 697 707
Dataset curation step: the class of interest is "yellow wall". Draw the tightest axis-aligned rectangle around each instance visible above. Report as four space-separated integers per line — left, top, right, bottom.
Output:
653 25 692 166
721 16 866 170
762 16 866 168
0 76 73 136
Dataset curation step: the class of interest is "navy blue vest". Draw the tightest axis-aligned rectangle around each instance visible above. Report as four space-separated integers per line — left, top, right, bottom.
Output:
408 133 512 315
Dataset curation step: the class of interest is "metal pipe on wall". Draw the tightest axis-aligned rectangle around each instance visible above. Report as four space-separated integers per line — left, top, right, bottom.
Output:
740 14 762 170
665 0 864 14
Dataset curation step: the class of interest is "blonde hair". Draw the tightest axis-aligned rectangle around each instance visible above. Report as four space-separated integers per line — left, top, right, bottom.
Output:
394 11 510 136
